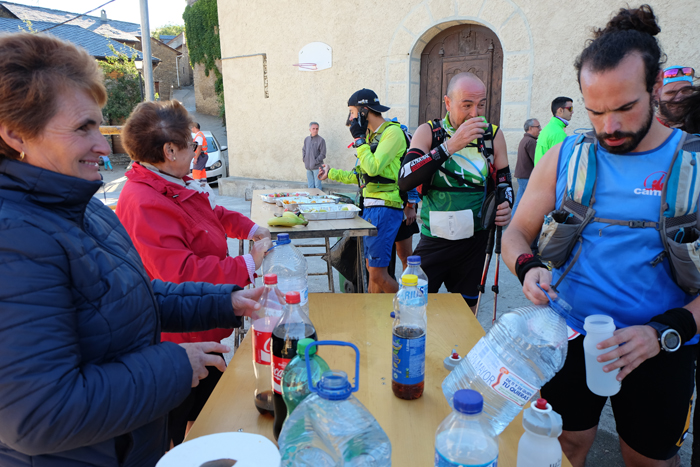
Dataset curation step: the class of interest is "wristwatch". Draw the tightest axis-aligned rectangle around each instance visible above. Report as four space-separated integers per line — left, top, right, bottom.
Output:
646 321 682 352
352 138 367 148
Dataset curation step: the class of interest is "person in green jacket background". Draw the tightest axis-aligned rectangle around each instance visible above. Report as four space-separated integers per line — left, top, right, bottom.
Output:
534 96 574 165
319 89 405 293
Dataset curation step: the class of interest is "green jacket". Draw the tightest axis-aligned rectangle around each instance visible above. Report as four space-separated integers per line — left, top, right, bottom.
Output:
329 121 405 209
534 117 568 165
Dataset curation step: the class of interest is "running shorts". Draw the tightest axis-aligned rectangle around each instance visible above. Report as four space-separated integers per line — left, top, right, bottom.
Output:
412 230 489 306
541 335 696 460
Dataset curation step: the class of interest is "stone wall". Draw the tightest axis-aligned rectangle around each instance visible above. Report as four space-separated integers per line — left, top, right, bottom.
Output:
194 61 221 116
135 38 180 97
218 0 700 181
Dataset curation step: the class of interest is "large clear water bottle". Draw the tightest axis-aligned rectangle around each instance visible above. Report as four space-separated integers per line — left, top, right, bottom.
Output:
263 233 309 313
392 274 426 400
442 292 570 435
435 389 499 466
251 273 286 415
401 255 428 301
278 341 391 467
281 337 330 416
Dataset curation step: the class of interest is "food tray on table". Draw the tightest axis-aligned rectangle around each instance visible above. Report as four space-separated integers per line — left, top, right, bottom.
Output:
259 191 309 203
275 195 339 208
299 204 361 220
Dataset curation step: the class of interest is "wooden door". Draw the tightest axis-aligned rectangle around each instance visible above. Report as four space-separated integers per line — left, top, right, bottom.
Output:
419 24 503 126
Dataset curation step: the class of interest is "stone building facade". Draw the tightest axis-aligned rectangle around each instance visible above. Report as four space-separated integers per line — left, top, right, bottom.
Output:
217 0 699 182
193 61 221 116
135 37 180 99
166 32 193 87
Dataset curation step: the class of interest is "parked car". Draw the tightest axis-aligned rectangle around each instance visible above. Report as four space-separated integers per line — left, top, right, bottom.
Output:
190 131 228 184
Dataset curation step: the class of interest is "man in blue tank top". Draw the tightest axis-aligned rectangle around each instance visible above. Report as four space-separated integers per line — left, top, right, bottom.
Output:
503 6 699 466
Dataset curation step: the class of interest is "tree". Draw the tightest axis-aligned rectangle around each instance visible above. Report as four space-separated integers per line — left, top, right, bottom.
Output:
152 24 185 41
99 46 142 124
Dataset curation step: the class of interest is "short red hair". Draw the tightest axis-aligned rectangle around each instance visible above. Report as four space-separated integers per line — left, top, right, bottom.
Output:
121 100 193 164
0 32 107 160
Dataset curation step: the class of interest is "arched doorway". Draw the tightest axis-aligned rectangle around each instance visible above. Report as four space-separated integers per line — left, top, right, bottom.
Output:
419 24 504 126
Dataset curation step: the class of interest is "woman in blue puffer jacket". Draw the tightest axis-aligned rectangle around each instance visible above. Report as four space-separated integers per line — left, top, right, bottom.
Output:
0 33 264 466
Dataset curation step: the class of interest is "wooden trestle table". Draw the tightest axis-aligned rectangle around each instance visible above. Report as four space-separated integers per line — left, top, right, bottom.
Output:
187 293 572 466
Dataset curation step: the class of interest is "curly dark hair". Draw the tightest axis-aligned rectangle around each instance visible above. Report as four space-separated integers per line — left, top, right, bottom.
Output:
574 5 665 93
666 86 700 133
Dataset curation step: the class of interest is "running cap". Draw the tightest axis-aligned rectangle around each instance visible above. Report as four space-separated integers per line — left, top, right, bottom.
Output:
347 88 390 113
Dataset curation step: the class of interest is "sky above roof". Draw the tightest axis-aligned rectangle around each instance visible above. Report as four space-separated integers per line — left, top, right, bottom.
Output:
6 0 186 29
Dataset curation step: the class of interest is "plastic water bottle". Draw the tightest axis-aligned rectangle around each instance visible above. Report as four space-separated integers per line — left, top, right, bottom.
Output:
392 274 426 400
517 398 563 467
278 341 391 466
435 389 499 466
281 337 330 416
583 315 621 396
442 291 570 435
401 255 428 301
263 233 309 313
271 291 317 440
251 273 286 415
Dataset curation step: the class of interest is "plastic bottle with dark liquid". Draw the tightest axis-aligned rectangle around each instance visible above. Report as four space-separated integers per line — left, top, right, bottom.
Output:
391 274 426 400
271 291 317 440
251 273 285 415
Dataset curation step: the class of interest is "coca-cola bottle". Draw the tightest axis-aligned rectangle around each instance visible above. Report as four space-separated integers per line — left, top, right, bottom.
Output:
271 291 317 440
251 274 285 415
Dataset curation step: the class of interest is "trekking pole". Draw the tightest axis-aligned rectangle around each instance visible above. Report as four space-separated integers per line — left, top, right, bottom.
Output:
474 225 495 319
491 183 510 324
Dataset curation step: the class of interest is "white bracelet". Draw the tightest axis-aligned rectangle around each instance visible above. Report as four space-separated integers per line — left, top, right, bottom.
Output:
441 142 451 158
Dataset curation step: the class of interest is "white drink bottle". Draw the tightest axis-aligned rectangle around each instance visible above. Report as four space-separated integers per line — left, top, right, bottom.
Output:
583 314 621 396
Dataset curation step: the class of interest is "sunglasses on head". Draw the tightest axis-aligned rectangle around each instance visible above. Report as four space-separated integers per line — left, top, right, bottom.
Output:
664 67 695 80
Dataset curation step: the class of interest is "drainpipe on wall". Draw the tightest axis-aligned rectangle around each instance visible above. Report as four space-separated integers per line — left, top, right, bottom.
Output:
175 55 181 88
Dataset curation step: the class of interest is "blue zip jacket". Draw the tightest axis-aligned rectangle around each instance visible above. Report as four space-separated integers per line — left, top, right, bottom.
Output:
0 159 242 466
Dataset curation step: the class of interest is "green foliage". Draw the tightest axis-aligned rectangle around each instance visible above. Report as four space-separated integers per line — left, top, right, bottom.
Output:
152 23 185 41
183 0 225 117
99 46 142 123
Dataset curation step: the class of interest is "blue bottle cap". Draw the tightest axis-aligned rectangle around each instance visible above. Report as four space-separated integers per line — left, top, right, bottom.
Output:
316 370 352 401
453 389 483 415
407 255 421 266
276 233 291 245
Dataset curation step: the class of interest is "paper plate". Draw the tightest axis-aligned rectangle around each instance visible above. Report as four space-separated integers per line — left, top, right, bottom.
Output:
156 432 280 467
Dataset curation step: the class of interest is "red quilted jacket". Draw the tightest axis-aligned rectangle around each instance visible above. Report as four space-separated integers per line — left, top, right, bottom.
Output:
117 162 256 344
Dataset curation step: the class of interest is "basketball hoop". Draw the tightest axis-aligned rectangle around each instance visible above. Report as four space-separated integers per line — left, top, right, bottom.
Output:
292 63 318 71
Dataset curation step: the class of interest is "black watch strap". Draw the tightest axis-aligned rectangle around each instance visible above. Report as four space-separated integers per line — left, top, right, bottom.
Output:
646 321 682 352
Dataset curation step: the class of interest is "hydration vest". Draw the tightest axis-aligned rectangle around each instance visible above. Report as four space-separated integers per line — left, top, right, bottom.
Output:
538 131 700 294
421 118 498 196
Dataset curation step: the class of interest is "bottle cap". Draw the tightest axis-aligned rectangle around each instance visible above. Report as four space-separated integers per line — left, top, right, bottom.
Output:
535 398 548 410
450 349 460 360
523 399 563 438
296 338 316 357
402 274 418 287
407 255 421 266
285 291 301 304
316 370 352 401
453 389 483 415
263 273 278 285
276 233 291 245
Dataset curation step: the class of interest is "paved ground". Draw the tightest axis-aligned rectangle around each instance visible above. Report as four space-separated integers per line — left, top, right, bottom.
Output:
95 92 695 466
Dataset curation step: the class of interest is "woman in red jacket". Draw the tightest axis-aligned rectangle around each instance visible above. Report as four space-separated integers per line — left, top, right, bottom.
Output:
116 100 272 446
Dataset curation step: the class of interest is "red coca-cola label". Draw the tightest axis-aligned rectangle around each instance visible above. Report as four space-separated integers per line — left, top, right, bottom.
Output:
252 329 272 365
271 356 291 394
